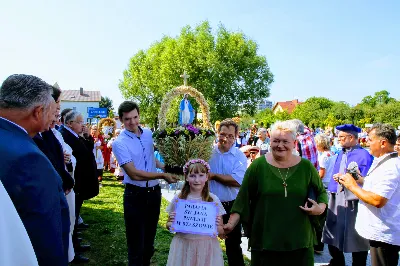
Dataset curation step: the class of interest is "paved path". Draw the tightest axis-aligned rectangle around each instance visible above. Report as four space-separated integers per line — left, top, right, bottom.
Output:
161 187 398 266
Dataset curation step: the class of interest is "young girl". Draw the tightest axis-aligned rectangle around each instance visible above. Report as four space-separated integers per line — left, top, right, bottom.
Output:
166 159 225 266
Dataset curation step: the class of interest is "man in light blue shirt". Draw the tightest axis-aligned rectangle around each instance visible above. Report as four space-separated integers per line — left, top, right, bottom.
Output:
209 118 247 266
112 101 177 266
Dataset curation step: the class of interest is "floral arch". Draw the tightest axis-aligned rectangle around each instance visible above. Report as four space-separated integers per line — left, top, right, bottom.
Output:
157 85 212 130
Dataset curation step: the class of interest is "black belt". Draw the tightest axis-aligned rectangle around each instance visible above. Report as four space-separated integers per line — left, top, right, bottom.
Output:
125 183 160 192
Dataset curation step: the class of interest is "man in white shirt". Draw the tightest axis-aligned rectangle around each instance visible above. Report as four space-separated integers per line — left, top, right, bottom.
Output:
339 123 400 266
112 101 177 266
209 118 247 266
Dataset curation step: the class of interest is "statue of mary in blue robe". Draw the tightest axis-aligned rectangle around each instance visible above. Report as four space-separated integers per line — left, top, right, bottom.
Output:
179 94 195 125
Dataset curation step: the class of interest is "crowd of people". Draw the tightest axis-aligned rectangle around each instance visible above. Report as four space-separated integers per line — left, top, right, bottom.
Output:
1 73 400 266
0 74 99 265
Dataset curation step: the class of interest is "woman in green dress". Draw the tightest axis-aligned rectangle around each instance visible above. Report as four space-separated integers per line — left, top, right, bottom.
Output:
223 120 328 266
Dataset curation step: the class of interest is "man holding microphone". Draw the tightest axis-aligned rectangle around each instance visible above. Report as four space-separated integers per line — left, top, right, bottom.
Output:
339 123 400 266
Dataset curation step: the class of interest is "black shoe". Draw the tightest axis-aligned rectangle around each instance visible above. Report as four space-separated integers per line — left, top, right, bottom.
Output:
77 223 89 230
71 254 89 264
75 244 91 252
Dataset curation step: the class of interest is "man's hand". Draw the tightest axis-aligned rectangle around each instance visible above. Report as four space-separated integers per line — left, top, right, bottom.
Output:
333 173 341 183
63 153 71 164
338 173 358 190
82 125 89 135
163 173 178 184
208 173 214 180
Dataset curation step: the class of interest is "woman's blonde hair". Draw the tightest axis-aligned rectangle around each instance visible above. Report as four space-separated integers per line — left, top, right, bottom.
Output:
270 120 297 140
179 163 213 202
314 134 330 150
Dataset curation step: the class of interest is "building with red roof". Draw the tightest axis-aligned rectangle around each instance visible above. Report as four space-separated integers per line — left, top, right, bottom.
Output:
272 99 301 114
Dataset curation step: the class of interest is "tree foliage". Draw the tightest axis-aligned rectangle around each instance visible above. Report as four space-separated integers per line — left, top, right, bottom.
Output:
119 21 274 127
252 90 399 129
99 96 114 112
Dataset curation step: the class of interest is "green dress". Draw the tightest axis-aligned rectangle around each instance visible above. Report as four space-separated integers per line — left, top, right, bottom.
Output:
231 156 328 265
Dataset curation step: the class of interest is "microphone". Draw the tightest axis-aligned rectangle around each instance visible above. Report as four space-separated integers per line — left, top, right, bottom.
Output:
339 161 360 192
346 161 360 180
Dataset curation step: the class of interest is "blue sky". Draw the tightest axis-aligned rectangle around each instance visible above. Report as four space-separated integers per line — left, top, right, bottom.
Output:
0 0 399 109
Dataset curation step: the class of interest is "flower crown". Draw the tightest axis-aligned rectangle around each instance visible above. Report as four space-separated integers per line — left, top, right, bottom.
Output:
183 159 211 175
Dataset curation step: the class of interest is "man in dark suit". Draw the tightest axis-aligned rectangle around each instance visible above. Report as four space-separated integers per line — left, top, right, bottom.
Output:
0 74 69 266
60 110 99 262
32 86 75 262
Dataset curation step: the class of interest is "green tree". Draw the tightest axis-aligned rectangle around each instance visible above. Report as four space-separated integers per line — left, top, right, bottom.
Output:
324 113 343 127
275 110 291 121
361 90 395 107
254 108 276 128
119 21 274 127
99 96 114 113
290 97 334 127
374 101 400 126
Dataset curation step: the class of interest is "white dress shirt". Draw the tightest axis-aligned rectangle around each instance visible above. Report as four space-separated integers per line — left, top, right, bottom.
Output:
112 128 158 187
355 153 400 245
209 145 247 202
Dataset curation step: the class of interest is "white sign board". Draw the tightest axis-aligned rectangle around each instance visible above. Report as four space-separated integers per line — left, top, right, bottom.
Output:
171 199 218 237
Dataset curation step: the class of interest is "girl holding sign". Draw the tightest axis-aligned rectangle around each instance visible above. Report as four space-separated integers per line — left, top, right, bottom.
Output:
166 159 225 266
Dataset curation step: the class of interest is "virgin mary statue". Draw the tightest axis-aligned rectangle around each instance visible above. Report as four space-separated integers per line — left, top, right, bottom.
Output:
179 94 195 125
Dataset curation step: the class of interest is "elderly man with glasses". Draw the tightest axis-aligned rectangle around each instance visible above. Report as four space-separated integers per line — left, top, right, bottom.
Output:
60 111 99 263
208 118 248 266
322 124 374 266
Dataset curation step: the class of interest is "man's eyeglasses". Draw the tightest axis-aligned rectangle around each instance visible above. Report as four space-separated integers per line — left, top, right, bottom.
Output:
219 133 235 140
338 135 352 140
73 121 84 125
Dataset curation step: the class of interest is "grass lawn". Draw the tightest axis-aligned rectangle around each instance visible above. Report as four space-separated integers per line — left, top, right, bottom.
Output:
79 172 251 266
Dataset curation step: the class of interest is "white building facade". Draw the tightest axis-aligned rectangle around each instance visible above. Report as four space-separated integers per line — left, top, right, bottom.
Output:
60 88 101 122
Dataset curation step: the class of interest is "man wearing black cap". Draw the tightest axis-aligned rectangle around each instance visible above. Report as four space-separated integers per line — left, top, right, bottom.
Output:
322 124 374 266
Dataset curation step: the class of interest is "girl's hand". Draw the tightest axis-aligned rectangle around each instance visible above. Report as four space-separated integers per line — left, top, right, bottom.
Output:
216 215 222 226
166 212 176 230
168 212 176 223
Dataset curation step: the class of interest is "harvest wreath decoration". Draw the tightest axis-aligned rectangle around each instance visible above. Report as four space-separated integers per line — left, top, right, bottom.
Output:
98 118 117 143
153 83 215 175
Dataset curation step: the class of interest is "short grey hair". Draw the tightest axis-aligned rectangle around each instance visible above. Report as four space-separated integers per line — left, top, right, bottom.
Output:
64 111 82 124
370 123 396 145
270 120 297 140
290 119 305 134
0 74 54 110
258 128 267 134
